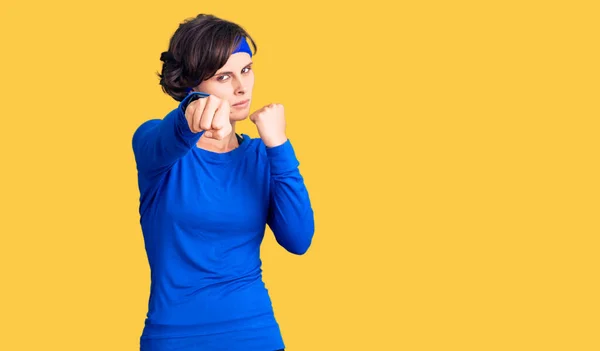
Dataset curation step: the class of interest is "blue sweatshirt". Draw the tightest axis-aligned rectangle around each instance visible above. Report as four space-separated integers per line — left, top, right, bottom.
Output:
131 93 315 351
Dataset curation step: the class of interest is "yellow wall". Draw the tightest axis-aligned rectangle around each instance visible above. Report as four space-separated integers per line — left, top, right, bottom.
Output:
0 1 598 350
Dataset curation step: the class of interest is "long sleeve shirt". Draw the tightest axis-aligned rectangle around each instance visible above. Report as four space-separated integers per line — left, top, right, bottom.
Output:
131 93 315 351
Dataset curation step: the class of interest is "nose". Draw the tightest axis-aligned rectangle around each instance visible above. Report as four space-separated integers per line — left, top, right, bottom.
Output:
233 76 246 96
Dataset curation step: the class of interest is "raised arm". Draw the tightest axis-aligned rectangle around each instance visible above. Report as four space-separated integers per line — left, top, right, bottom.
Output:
266 140 315 255
132 92 231 180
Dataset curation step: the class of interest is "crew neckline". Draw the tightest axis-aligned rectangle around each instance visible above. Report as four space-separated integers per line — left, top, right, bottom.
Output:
193 133 252 163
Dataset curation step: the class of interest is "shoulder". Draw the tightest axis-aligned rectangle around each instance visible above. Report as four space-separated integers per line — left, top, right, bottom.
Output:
132 118 161 144
241 134 268 154
134 118 161 134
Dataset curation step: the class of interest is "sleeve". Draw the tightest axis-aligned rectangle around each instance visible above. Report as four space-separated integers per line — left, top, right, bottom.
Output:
266 139 315 255
131 93 204 180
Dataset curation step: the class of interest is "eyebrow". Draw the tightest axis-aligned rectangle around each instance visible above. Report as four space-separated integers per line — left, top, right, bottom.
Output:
214 62 253 76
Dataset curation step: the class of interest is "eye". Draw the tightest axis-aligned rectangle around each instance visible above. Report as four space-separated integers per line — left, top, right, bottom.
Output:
216 74 230 82
242 66 252 73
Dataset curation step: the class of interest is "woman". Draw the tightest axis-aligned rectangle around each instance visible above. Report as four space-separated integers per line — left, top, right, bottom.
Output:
131 13 315 351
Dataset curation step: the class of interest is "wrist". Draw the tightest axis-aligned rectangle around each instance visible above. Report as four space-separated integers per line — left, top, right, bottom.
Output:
264 135 288 148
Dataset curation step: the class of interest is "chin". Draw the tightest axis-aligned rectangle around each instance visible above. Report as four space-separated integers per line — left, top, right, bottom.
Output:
230 111 250 122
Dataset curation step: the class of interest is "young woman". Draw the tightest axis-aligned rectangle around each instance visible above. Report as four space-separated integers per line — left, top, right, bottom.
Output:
131 13 315 351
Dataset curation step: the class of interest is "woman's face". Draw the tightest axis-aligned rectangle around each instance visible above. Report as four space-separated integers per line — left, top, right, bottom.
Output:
194 52 254 122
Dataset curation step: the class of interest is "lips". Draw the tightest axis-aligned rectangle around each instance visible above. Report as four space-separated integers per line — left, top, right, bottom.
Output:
233 99 249 106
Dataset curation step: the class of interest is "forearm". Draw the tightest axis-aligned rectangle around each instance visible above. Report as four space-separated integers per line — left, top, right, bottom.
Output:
132 94 202 177
267 140 315 255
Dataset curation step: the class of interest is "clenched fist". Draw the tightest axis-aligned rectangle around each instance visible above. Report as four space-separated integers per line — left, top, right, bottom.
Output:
249 103 288 148
184 95 232 140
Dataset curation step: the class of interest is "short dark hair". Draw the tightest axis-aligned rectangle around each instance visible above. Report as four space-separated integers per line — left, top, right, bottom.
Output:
157 14 258 102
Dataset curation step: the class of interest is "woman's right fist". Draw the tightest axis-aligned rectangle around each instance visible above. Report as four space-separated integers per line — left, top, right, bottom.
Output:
184 95 232 140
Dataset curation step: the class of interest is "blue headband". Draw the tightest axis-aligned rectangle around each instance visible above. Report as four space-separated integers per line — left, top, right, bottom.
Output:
185 37 252 94
232 36 252 57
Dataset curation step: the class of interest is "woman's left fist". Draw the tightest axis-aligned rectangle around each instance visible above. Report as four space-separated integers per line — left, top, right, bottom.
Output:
249 103 288 148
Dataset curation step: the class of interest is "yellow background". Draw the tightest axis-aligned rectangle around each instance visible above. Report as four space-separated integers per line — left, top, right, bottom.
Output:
0 0 598 350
